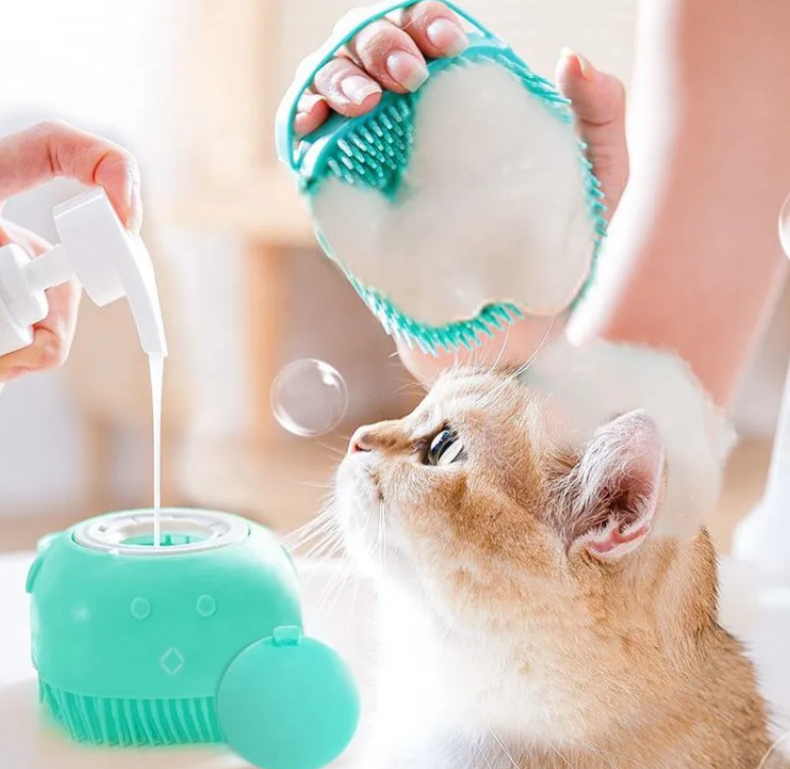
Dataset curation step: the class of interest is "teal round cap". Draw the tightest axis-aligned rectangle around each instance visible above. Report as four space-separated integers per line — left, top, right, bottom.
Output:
217 626 360 769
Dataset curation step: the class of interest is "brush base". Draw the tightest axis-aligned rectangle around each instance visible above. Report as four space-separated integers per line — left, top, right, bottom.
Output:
38 681 222 746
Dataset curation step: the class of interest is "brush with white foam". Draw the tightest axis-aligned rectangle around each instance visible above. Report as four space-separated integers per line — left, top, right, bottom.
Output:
275 0 606 355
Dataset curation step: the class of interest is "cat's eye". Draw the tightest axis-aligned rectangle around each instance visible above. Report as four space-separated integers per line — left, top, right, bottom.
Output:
426 428 464 467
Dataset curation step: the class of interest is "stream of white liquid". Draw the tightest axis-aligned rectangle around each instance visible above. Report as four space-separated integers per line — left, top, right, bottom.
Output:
149 353 165 548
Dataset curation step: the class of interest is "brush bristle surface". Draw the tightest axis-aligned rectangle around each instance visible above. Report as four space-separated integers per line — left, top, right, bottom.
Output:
324 100 415 197
40 681 222 747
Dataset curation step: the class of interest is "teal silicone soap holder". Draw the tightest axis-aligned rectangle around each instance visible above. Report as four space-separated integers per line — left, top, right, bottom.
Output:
26 508 360 769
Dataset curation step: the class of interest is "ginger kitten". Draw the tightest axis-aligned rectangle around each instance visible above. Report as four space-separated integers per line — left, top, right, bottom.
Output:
335 368 787 769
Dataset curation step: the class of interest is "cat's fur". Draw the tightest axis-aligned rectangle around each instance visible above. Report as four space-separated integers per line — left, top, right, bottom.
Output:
335 368 787 769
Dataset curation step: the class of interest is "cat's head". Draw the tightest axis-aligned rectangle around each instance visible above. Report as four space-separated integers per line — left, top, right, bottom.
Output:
335 367 710 634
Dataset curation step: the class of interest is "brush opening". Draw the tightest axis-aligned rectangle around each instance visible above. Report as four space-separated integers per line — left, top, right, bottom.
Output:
73 509 249 556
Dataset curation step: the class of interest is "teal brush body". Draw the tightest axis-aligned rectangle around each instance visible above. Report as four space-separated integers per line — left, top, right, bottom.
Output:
276 1 606 355
27 509 360 769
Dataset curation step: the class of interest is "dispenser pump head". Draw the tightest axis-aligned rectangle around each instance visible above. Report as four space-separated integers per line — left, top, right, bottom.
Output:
0 188 167 358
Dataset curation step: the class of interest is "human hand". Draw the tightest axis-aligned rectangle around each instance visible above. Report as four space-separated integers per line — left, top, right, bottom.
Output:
293 2 630 384
294 2 628 213
0 121 141 384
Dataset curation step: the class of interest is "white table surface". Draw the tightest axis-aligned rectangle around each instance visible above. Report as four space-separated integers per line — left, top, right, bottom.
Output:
0 553 378 769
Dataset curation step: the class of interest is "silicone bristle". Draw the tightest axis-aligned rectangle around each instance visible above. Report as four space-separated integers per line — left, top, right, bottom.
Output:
39 682 221 747
319 101 415 196
341 267 522 356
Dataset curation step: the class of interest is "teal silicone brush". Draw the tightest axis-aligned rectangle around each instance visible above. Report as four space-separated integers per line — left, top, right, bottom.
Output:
276 0 606 355
27 509 360 769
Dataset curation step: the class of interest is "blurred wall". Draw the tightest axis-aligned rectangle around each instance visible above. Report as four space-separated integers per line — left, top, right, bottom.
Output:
1 0 789 521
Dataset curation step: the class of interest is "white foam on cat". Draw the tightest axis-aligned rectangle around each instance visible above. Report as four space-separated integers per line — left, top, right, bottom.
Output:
310 61 596 326
522 339 737 540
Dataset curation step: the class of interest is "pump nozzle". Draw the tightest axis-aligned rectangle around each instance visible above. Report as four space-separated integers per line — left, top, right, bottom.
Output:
0 188 167 359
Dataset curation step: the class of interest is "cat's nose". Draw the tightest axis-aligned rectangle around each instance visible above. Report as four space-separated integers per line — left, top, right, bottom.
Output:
348 427 373 455
348 420 402 454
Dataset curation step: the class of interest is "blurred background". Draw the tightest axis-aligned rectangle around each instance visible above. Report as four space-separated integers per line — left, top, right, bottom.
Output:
0 0 787 552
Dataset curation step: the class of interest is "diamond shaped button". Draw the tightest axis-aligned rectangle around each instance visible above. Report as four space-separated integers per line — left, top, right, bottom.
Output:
160 647 185 675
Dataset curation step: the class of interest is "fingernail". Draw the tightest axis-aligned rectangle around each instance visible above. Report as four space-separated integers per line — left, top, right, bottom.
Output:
123 173 135 214
298 92 325 114
426 18 468 57
129 177 143 233
386 51 429 92
120 161 143 232
561 47 593 79
577 53 593 79
340 75 381 105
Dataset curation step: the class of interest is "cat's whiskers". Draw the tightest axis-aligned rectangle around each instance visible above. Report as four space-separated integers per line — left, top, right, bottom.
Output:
358 495 376 543
284 507 339 550
294 513 344 559
489 729 522 769
316 552 356 615
377 499 386 567
480 748 495 769
489 719 637 769
317 440 347 458
548 742 577 769
513 317 555 379
285 504 333 534
559 737 656 768
284 523 333 555
394 380 429 398
296 480 336 491
757 730 790 769
490 320 513 372
466 733 491 769
301 530 344 565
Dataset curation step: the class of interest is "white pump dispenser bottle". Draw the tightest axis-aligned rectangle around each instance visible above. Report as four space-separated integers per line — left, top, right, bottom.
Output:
0 187 167 358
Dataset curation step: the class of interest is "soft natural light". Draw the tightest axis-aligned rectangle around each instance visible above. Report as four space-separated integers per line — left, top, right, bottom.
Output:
0 0 172 150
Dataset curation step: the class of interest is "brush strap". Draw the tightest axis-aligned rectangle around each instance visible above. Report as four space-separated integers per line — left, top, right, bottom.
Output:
275 0 498 171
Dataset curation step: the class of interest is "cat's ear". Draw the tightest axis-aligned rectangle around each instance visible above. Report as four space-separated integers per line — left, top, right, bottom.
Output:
562 409 665 561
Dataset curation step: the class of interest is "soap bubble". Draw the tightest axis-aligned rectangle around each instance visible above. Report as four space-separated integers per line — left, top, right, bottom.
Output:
271 359 348 437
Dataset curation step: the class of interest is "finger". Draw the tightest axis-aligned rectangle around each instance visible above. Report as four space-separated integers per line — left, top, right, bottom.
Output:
0 218 79 380
313 57 383 117
295 91 331 136
556 50 629 218
398 1 468 59
0 120 142 233
0 218 52 256
0 279 80 381
346 18 429 93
